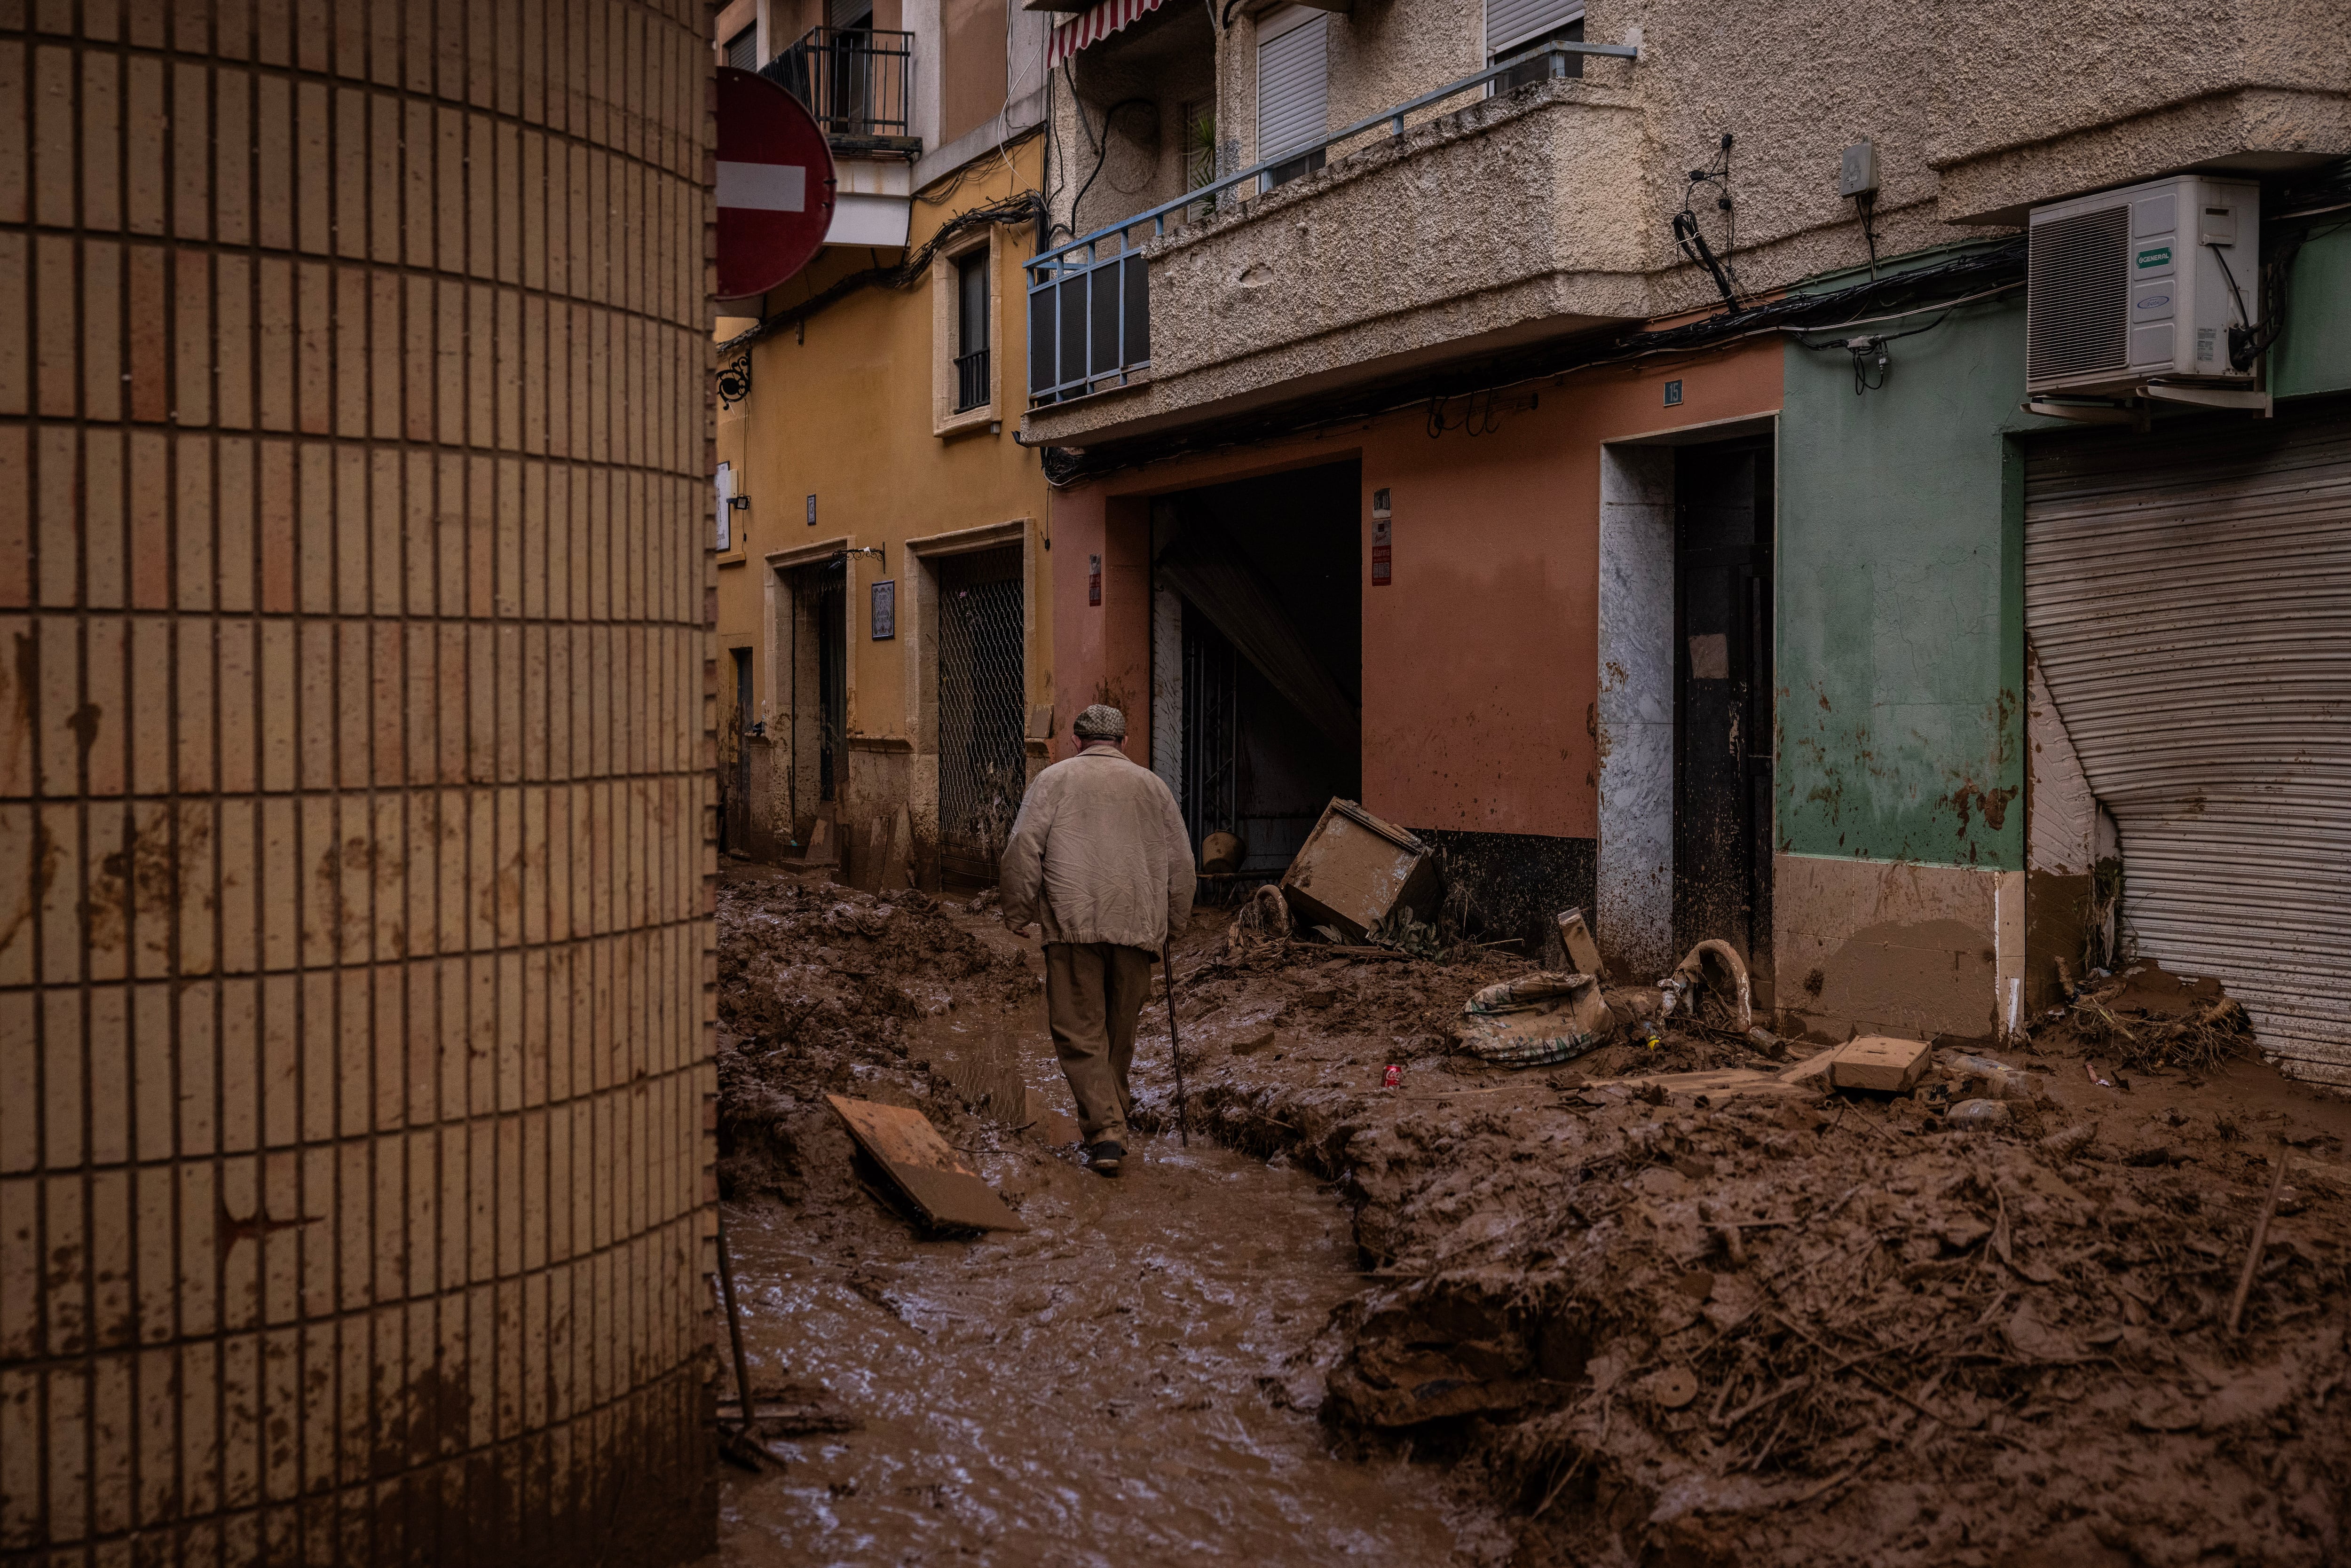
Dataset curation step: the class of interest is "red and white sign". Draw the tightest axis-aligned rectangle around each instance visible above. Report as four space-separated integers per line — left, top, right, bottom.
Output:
716 66 836 302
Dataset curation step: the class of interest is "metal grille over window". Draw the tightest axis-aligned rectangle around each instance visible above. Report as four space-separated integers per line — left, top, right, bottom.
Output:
726 24 758 71
938 547 1029 878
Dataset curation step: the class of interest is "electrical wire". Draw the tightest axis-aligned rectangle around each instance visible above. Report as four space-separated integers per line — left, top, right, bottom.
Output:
1037 237 2031 484
717 190 1048 354
1070 96 1156 222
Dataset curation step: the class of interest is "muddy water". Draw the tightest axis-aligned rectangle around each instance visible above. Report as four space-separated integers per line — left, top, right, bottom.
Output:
718 1012 1490 1567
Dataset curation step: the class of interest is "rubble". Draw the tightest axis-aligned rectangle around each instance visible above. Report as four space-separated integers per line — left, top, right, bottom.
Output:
716 859 2351 1565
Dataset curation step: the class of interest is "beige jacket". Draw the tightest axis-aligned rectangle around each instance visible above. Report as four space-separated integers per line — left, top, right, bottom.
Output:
1000 743 1195 951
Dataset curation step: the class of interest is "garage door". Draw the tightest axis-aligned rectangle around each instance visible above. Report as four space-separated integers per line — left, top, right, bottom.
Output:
2024 399 2351 1085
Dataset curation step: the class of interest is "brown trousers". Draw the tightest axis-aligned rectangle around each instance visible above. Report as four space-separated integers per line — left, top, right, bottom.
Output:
1042 941 1157 1146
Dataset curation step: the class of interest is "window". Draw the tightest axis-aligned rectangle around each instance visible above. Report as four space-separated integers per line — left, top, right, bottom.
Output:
1256 8 1328 192
724 24 757 71
954 249 990 412
1486 0 1584 92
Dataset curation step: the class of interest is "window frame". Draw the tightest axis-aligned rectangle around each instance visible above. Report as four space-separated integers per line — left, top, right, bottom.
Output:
931 229 1002 436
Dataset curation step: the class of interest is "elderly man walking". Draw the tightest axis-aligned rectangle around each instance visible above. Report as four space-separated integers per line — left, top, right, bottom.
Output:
999 704 1194 1176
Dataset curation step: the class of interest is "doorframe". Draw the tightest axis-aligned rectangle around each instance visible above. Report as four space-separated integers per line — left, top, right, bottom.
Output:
1595 412 1779 983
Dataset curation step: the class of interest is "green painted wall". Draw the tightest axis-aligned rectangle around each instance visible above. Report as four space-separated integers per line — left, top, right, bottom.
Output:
2272 223 2351 400
1777 298 2051 871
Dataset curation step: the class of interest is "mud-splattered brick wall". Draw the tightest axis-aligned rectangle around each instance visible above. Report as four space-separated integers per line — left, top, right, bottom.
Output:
0 2 718 1562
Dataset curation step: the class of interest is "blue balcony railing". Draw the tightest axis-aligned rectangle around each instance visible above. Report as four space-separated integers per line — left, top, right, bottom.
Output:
1024 37 1638 406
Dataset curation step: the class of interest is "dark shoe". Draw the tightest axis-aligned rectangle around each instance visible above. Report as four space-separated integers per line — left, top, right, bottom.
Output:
1086 1141 1126 1176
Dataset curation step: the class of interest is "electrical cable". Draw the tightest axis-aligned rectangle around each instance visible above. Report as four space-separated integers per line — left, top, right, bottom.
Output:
1036 237 2031 484
1856 190 1880 282
1071 96 1155 221
717 189 1048 353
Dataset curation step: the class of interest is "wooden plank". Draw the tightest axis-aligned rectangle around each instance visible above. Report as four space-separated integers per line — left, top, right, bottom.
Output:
825 1094 1030 1232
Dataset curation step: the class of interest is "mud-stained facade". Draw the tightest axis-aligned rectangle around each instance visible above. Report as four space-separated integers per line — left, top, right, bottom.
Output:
0 3 718 1561
712 34 1054 892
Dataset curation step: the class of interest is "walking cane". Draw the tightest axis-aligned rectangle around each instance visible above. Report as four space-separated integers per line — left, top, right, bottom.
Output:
1161 946 1190 1146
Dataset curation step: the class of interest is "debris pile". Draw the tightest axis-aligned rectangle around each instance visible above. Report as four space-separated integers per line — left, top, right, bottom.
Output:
2046 958 2258 1073
1168 954 2350 1567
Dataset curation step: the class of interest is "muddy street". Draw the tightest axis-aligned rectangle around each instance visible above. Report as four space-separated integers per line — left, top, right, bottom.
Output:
709 862 2351 1568
707 866 1502 1564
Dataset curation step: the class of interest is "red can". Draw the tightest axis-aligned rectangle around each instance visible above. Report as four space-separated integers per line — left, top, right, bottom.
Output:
1382 1064 1402 1088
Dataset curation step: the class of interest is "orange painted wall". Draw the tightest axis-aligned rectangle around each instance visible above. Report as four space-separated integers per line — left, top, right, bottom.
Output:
1049 339 1783 835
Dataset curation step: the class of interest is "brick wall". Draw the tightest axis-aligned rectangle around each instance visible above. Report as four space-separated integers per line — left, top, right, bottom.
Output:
0 2 719 1562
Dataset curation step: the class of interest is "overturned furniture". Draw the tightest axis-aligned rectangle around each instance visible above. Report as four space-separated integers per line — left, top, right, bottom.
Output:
1281 798 1437 946
1460 972 1617 1067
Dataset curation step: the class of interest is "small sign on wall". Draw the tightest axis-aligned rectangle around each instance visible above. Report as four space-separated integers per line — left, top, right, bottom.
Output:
1371 488 1392 587
714 462 734 552
870 580 896 639
1088 553 1102 606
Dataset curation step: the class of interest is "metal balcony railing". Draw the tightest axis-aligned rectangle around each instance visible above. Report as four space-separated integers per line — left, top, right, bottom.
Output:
1025 37 1638 406
955 348 990 411
763 27 913 141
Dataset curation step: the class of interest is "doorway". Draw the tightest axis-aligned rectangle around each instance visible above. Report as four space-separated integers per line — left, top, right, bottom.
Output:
1672 436 1775 974
936 545 1027 881
1150 460 1362 882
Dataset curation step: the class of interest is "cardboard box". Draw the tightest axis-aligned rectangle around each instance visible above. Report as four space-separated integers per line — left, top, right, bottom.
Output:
1828 1035 1933 1094
1280 798 1437 946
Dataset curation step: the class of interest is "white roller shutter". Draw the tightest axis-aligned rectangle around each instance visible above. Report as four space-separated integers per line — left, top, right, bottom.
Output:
1256 9 1328 162
1485 0 1581 55
2024 401 2351 1085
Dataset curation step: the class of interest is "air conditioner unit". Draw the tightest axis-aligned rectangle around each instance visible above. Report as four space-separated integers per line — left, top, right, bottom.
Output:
2026 174 2261 398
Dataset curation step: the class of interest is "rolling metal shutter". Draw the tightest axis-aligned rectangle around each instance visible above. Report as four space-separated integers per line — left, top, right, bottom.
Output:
2024 401 2351 1085
1485 0 1582 55
1256 9 1328 162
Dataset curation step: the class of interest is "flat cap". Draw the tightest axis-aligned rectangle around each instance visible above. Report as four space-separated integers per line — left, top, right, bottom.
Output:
1073 703 1127 741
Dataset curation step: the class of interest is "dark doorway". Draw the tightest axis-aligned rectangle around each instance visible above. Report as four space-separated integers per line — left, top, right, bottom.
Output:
1154 460 1362 880
726 648 752 851
1673 437 1774 977
809 559 848 802
936 545 1027 881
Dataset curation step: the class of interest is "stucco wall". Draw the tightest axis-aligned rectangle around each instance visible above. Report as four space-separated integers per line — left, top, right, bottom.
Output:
1774 292 2066 1041
0 2 719 1560
1034 0 2351 447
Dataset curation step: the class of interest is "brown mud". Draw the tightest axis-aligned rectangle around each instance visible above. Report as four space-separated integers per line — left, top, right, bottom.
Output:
712 862 2351 1567
708 864 1502 1564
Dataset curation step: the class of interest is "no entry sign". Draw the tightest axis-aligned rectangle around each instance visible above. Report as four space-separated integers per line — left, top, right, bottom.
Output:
716 66 836 301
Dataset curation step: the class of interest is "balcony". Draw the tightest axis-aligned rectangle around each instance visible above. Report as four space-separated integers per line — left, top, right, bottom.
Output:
1023 40 1648 446
763 27 916 155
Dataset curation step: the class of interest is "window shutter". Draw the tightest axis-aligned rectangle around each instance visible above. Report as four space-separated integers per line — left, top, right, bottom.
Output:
1484 0 1582 56
1256 11 1329 163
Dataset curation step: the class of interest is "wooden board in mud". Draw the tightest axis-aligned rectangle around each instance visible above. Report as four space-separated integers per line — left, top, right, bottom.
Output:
826 1093 1031 1232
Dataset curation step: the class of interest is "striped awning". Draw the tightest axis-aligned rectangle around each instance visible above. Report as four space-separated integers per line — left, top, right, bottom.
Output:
1046 0 1165 67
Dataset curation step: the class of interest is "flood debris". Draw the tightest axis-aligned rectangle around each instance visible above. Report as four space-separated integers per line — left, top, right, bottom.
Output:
718 858 2351 1565
827 1093 1030 1232
1459 972 1617 1066
1281 798 1438 946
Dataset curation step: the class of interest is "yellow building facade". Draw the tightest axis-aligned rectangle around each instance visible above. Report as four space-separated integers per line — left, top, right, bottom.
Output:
714 132 1054 890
